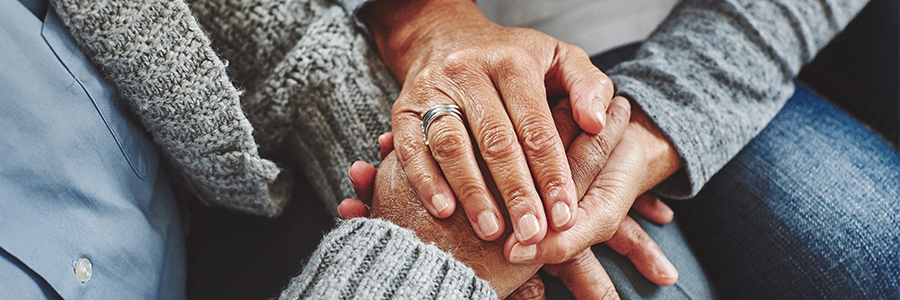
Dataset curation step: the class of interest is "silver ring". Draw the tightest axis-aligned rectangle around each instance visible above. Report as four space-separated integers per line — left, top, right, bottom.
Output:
421 104 464 146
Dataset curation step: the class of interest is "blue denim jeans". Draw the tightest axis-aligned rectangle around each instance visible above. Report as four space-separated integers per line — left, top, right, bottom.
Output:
667 84 900 299
542 83 900 299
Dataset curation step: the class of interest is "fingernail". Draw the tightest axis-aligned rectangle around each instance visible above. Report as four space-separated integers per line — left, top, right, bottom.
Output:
655 255 678 279
432 193 452 215
664 207 675 220
516 214 540 242
477 211 500 237
593 100 606 128
348 169 358 187
550 202 571 228
509 243 537 263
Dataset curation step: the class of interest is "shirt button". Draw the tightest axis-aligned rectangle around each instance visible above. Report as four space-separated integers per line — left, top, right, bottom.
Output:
75 258 92 283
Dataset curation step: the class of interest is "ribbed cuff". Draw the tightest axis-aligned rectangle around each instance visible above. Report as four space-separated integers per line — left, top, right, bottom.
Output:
610 74 714 199
279 218 495 299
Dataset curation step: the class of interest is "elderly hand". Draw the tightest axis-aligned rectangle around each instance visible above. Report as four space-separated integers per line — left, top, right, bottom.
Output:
497 97 683 293
338 97 680 298
359 0 615 244
339 154 676 298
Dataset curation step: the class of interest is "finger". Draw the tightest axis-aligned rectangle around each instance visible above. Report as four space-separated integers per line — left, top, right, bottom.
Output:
349 161 377 205
568 97 631 198
495 57 578 232
546 44 615 135
504 97 633 264
378 132 394 160
338 198 369 219
423 110 504 240
458 81 547 245
632 193 674 224
543 249 620 300
392 111 457 219
506 273 546 300
551 99 580 149
604 216 678 286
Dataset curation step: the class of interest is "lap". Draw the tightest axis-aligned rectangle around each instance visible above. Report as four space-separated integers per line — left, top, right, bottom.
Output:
542 214 717 300
669 84 900 299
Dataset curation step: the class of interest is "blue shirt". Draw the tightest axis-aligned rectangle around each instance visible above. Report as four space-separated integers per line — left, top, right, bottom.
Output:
0 0 185 298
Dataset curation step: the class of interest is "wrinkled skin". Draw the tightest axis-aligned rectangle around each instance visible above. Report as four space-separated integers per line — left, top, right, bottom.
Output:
370 151 538 298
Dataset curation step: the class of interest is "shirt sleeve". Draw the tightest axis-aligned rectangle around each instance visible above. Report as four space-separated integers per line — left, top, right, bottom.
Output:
333 0 372 15
607 0 870 198
277 218 496 299
332 0 375 32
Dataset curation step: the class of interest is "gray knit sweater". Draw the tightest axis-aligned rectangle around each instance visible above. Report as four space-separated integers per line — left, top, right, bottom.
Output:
606 0 869 198
333 0 869 199
50 0 864 298
51 0 494 298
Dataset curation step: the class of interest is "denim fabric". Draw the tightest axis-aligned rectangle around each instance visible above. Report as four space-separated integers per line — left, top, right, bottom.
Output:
549 33 900 298
669 84 900 299
542 215 718 300
546 83 899 300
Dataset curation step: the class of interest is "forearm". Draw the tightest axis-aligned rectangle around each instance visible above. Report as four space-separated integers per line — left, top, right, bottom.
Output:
358 0 494 80
278 218 495 299
609 0 869 198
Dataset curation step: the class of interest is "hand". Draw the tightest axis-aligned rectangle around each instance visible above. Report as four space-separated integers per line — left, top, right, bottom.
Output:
359 0 616 244
502 97 682 288
353 151 540 298
339 161 677 298
338 98 680 296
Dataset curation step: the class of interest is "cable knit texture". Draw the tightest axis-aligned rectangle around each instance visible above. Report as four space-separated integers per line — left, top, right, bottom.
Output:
51 0 398 216
277 218 496 300
606 0 868 198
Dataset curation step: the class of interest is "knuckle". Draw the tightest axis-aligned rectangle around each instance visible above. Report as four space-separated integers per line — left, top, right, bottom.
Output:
395 138 422 164
623 225 653 252
479 126 520 161
429 126 471 162
583 135 613 164
540 176 570 197
497 51 535 72
503 185 538 209
410 171 439 192
443 50 482 75
454 181 489 204
520 124 559 156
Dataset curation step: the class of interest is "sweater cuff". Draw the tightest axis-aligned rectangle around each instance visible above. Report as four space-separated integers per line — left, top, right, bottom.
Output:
611 75 715 199
278 218 496 299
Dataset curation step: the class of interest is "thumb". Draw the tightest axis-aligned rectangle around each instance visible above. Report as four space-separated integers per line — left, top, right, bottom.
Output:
547 44 615 135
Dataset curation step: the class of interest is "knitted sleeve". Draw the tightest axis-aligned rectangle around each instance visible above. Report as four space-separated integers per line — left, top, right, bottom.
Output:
278 218 496 299
607 0 869 198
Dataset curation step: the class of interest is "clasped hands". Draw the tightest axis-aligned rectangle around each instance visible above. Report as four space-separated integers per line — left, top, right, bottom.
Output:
343 0 684 297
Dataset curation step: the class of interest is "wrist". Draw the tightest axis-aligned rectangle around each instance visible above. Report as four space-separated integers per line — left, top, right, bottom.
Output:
627 104 683 192
358 0 490 80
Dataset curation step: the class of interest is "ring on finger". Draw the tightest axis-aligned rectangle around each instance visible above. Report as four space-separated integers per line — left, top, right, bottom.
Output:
421 104 464 146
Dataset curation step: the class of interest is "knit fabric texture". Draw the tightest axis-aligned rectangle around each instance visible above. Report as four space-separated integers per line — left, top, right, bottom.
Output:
51 0 398 216
277 218 496 300
606 0 868 198
187 0 397 216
